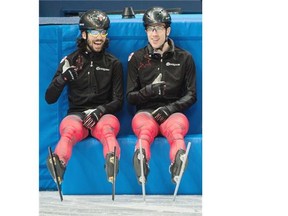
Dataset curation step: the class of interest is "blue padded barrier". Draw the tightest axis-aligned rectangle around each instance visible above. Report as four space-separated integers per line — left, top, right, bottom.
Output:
62 134 202 195
39 14 202 194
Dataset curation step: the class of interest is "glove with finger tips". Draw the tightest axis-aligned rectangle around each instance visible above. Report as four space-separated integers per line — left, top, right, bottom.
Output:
82 108 104 129
145 82 166 96
82 116 96 129
151 106 171 125
141 73 166 97
61 59 78 82
83 108 103 129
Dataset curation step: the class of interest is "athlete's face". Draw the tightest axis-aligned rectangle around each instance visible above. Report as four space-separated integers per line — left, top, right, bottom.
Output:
82 29 108 52
146 24 170 49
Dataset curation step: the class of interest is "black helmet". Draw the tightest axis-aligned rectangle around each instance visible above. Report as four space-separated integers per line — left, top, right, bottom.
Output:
79 9 110 31
143 7 171 28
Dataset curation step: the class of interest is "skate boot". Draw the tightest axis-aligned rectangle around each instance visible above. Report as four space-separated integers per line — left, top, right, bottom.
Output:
133 148 150 184
169 149 188 184
46 153 66 184
105 152 119 183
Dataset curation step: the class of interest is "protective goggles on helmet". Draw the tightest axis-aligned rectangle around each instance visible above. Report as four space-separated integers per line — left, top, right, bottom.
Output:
87 29 108 37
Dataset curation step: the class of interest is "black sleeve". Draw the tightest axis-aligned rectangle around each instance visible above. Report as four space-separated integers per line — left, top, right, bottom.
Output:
167 54 197 113
126 53 150 105
45 61 67 104
101 60 123 114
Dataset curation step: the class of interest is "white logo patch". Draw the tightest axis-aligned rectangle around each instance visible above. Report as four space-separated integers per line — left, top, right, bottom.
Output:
96 66 110 71
166 62 180 66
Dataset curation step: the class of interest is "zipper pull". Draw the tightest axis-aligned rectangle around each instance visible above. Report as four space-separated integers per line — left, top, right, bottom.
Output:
90 61 93 67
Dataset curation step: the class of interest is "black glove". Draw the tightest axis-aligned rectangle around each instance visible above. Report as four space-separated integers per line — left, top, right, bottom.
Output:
151 106 171 125
61 59 78 82
82 107 104 129
142 73 166 97
145 82 166 96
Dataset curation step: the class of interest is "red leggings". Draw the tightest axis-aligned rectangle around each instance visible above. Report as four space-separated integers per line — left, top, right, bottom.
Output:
54 114 120 165
132 112 189 162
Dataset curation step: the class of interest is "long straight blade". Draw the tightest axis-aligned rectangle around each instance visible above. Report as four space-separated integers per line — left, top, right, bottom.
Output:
173 141 192 201
139 139 146 202
112 146 117 201
48 146 63 201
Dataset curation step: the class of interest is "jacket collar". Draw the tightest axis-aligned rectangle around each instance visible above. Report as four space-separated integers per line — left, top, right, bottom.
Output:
147 38 175 56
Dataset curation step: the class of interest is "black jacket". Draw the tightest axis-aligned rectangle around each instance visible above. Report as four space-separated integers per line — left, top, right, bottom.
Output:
126 38 196 113
45 49 123 115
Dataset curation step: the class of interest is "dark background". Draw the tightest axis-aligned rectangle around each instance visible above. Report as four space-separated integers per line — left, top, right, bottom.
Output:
39 0 202 17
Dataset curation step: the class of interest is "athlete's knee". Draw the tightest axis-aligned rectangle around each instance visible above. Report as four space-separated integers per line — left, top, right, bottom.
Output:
60 115 88 140
95 114 120 136
160 113 189 136
132 112 159 137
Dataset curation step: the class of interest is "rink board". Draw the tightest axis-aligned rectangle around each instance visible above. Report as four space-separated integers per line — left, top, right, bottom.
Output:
62 134 202 195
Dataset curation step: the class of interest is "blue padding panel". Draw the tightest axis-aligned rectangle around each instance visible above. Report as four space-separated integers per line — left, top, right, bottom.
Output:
62 134 202 195
39 14 202 194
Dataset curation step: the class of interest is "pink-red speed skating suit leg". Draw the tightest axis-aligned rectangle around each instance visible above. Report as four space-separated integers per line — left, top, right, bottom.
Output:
132 111 189 183
49 114 120 183
132 112 189 163
55 114 120 164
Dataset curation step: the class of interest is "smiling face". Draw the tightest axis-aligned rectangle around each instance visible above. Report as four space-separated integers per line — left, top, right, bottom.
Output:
82 29 108 52
146 24 170 50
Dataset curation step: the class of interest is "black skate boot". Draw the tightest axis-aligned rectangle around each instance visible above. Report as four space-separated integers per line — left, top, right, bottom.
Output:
133 148 150 184
105 152 119 183
169 149 188 184
46 153 66 184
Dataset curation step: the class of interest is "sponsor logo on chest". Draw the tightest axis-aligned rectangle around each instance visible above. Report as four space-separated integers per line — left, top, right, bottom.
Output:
96 66 110 71
166 62 181 67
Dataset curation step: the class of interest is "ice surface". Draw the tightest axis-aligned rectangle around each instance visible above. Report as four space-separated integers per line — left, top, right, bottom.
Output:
39 191 202 216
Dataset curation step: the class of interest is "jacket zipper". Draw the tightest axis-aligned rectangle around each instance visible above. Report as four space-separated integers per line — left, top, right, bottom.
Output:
88 61 93 95
160 56 164 80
